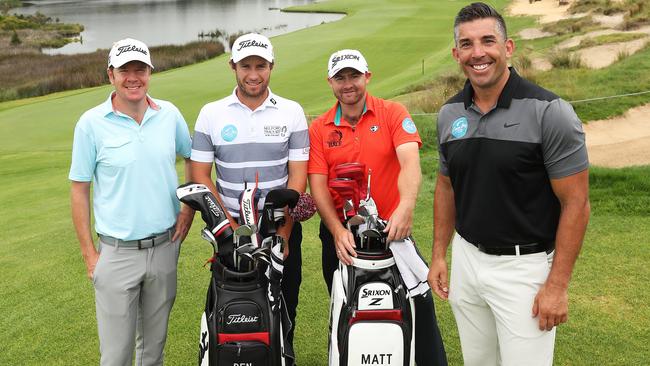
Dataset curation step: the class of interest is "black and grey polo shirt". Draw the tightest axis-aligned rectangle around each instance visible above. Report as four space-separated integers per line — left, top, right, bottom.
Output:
437 68 588 247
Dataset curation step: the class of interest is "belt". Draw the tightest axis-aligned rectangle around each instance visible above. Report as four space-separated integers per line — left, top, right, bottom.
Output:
468 240 554 256
98 228 173 249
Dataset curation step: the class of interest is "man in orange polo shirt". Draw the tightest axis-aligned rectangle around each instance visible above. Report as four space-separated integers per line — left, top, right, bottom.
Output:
308 49 447 365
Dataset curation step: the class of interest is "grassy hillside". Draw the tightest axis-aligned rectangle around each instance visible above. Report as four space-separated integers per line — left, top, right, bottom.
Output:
0 0 649 365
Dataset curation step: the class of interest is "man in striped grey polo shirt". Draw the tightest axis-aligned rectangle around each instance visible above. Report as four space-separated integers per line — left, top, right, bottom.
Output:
190 33 309 350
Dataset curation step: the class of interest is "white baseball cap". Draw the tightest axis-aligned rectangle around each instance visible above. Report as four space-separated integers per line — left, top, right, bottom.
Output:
230 33 274 63
327 49 369 78
108 38 154 69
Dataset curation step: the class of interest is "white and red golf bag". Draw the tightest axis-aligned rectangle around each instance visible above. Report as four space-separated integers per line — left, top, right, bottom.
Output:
176 183 299 366
327 163 416 366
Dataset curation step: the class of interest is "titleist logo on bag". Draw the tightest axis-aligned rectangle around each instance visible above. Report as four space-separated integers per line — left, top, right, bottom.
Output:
204 196 222 218
227 313 259 325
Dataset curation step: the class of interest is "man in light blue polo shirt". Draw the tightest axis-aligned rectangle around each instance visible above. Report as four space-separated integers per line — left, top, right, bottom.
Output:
69 38 193 366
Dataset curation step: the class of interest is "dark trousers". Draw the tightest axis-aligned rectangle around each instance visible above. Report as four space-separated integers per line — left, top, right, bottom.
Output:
280 222 302 347
319 221 448 366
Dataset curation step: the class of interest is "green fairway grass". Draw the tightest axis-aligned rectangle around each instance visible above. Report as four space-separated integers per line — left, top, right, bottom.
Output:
1 0 649 365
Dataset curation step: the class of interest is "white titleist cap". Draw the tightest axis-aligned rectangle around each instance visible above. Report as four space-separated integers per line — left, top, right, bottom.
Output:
230 33 274 63
108 38 154 69
327 49 368 78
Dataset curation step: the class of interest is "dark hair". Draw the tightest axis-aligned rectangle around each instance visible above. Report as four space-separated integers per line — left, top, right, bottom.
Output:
454 2 507 43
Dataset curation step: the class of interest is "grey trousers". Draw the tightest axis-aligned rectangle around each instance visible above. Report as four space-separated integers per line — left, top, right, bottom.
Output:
93 236 180 366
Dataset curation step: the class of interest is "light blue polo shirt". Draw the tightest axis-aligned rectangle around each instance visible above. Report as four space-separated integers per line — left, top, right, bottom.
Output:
69 93 192 240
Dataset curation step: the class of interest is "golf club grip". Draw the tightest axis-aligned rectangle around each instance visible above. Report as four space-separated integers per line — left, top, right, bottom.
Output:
265 188 300 209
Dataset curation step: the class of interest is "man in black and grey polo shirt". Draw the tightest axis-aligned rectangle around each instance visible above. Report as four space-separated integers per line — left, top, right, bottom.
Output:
427 3 590 366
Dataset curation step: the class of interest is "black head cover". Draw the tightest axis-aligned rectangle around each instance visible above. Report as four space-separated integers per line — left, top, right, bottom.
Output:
265 188 300 209
176 182 234 242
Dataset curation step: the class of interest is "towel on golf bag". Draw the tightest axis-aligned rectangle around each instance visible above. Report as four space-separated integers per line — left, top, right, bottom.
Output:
389 237 430 297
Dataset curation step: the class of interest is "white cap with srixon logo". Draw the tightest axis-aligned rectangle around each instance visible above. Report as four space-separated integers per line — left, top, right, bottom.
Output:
108 38 154 69
327 49 368 78
231 33 274 63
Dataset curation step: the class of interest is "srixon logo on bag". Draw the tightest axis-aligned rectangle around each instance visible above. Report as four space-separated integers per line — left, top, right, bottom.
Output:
358 282 394 310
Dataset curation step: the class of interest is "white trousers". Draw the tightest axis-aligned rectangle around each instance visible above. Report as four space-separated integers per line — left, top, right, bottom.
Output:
448 234 556 366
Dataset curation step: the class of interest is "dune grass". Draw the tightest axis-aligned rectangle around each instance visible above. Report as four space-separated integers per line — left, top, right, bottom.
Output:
0 41 225 102
0 0 649 365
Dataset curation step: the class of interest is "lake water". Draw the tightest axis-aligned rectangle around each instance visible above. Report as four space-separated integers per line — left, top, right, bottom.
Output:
15 0 343 54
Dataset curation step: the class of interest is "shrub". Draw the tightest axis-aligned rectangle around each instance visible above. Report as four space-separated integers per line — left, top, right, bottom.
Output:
549 50 583 68
541 16 600 35
10 29 19 45
0 41 225 102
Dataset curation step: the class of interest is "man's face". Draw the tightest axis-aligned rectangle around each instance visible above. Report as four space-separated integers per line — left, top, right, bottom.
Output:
452 17 514 93
233 56 273 100
107 61 151 104
327 68 371 106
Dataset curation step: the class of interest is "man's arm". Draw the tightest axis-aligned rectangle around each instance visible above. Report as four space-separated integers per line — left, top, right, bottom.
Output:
384 142 421 242
71 181 97 280
172 157 195 242
309 173 356 265
191 160 238 227
533 169 590 330
427 172 456 300
277 160 307 258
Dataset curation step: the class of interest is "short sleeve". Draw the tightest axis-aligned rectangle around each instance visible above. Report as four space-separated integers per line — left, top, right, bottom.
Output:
436 112 450 176
174 108 192 158
541 99 589 178
307 118 329 175
388 102 422 149
191 106 215 163
288 104 309 161
68 121 96 182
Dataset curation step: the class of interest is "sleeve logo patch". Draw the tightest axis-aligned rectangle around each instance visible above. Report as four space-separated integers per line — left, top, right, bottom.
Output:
451 117 468 138
221 124 238 142
402 118 417 134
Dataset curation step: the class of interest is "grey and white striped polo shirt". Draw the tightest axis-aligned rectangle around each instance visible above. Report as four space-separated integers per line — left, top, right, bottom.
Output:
437 68 588 247
191 88 309 217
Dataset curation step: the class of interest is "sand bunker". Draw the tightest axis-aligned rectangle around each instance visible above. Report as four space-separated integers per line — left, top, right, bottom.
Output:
584 103 650 167
577 38 648 69
519 28 554 40
507 0 584 24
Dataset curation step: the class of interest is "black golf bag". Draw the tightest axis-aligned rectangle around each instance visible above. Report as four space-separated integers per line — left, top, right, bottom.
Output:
328 163 416 366
176 183 299 366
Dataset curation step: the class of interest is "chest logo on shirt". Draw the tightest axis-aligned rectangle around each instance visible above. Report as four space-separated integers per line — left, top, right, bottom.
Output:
402 118 417 134
221 124 238 142
451 117 468 138
370 125 379 132
327 129 343 148
264 125 288 137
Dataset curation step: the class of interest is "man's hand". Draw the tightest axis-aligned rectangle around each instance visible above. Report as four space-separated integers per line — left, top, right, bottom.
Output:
384 202 414 242
428 256 449 300
333 225 357 265
172 206 195 243
83 250 100 280
532 282 569 331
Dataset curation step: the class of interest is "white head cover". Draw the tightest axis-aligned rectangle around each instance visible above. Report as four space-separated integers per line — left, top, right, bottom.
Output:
327 49 369 78
108 38 154 69
230 33 274 63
